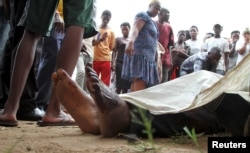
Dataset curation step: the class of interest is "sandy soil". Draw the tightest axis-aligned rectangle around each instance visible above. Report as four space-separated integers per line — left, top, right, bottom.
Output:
0 121 210 153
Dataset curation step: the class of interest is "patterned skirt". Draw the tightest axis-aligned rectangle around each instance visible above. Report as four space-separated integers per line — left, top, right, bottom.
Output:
121 54 159 87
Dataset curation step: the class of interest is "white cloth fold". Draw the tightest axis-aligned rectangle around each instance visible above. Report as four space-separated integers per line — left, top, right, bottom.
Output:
120 54 250 115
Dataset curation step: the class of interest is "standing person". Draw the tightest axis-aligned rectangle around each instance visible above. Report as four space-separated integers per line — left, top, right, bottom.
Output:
92 10 115 87
112 22 131 94
155 7 174 83
185 25 204 55
169 30 189 80
179 47 222 76
203 24 230 75
122 0 161 92
36 1 65 112
75 36 94 92
228 30 240 70
235 28 250 65
1 0 45 121
0 0 98 126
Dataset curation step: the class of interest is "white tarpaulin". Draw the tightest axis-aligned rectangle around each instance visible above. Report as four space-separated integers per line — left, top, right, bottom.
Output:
119 54 250 115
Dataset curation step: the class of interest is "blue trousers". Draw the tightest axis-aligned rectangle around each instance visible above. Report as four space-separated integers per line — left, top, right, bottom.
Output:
36 30 64 110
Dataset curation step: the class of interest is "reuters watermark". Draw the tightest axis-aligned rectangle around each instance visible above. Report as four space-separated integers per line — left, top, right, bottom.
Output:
208 137 250 153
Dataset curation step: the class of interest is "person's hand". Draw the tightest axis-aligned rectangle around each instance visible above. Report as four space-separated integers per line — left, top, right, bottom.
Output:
111 64 116 71
101 32 108 41
245 34 250 43
53 13 64 33
125 41 134 55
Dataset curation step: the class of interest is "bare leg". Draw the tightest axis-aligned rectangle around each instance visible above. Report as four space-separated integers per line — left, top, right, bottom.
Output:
53 68 100 134
0 30 41 126
42 26 84 123
130 79 146 92
86 65 131 137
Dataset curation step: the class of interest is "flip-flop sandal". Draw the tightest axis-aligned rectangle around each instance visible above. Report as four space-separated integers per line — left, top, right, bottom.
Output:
37 116 77 126
0 120 18 127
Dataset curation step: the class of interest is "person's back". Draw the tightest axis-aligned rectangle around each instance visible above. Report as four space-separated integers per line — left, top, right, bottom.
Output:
180 52 208 76
180 47 221 76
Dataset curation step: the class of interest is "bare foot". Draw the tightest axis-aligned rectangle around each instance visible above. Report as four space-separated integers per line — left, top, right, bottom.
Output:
85 65 131 137
52 68 100 134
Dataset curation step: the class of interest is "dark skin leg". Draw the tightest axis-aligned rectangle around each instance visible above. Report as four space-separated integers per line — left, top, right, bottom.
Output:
0 30 41 124
53 66 131 137
0 26 85 125
52 68 100 134
42 26 84 123
85 65 131 137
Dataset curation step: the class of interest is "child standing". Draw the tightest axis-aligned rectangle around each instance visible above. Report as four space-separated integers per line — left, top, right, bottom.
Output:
112 22 131 94
92 10 115 86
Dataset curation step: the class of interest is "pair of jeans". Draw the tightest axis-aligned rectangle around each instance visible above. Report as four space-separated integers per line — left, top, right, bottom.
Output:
0 6 10 107
36 30 64 110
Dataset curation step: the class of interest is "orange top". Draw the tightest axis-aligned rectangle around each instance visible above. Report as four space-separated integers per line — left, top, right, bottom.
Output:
57 0 63 18
93 28 115 61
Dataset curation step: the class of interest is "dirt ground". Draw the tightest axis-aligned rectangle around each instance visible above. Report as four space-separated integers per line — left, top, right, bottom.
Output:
0 121 211 153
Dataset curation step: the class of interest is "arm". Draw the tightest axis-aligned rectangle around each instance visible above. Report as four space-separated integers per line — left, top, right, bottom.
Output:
224 52 229 73
224 41 230 73
229 42 237 57
92 32 108 46
125 18 145 55
203 40 208 52
111 38 119 71
109 31 116 51
168 27 175 48
237 42 249 55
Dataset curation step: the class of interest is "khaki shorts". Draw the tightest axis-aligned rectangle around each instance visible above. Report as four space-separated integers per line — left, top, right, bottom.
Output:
23 0 97 37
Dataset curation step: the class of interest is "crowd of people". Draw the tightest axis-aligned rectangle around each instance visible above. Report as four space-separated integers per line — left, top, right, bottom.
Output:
0 0 250 138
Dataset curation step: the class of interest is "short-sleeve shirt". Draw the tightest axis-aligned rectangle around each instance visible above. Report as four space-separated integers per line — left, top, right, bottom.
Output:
203 37 230 71
185 39 204 55
156 21 174 66
134 12 158 60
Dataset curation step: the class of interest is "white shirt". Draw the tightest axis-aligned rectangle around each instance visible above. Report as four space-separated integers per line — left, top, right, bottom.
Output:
235 39 250 65
203 37 230 71
185 39 204 55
